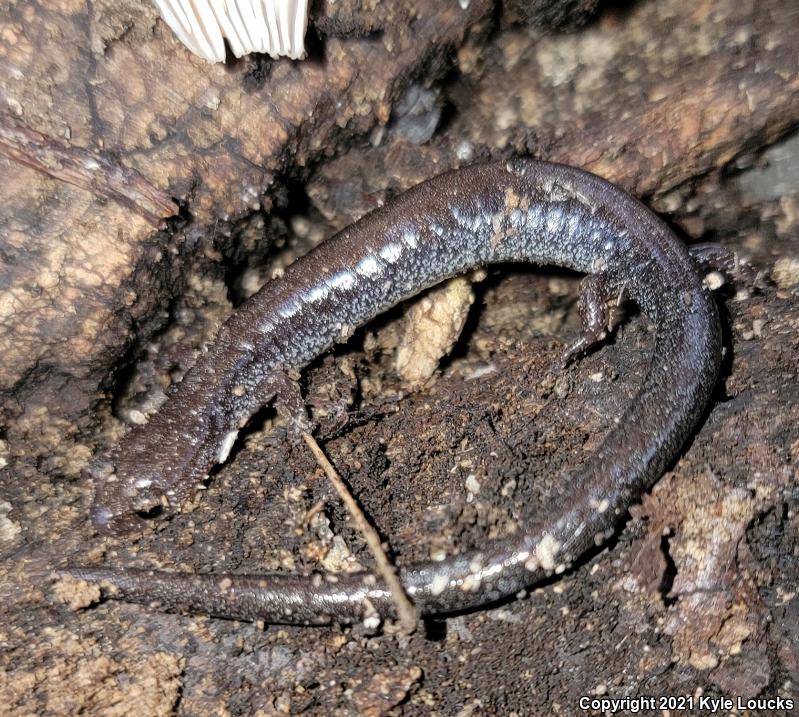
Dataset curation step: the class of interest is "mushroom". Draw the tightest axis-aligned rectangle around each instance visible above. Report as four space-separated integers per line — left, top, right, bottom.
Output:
153 0 309 63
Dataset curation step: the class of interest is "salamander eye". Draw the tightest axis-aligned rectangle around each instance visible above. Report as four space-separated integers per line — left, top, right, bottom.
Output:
129 480 170 518
90 505 150 534
89 459 172 533
90 495 151 534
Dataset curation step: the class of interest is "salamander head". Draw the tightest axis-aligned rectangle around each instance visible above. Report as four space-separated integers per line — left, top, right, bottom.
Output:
89 457 177 534
88 416 226 534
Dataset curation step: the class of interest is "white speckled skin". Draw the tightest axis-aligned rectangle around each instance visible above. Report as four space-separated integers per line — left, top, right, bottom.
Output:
78 160 721 624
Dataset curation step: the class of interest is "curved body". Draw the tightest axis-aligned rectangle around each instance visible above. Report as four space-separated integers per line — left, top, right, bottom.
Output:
79 159 721 624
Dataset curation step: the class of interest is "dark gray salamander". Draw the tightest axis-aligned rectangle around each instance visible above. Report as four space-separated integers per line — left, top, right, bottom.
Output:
72 159 721 625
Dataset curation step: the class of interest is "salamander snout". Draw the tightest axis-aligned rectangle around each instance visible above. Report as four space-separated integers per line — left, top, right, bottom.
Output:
90 502 149 534
89 459 171 534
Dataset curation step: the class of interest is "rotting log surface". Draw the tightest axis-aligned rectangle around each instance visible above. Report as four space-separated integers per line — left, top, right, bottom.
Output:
0 0 493 422
0 0 798 715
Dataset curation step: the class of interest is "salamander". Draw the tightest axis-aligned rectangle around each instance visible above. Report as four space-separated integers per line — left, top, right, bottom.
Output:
70 159 722 625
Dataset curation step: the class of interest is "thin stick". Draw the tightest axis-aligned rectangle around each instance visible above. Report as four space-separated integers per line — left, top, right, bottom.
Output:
0 113 177 226
302 432 417 633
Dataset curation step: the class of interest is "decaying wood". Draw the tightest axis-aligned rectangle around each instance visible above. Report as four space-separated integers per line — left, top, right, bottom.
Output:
0 0 493 422
310 0 799 219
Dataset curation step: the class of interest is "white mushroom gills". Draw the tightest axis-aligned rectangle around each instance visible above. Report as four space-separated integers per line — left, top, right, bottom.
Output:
153 0 309 62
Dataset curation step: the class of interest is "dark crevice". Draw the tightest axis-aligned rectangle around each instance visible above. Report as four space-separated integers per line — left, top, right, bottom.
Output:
658 529 678 606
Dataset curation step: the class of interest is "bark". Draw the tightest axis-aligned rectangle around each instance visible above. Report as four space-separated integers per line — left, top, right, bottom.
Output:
0 0 493 421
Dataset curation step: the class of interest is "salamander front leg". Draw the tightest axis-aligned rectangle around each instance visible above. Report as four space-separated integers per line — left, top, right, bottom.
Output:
271 367 317 438
561 272 617 368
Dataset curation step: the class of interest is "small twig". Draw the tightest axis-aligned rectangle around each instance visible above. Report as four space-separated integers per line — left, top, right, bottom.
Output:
302 499 327 528
0 113 177 227
302 432 417 633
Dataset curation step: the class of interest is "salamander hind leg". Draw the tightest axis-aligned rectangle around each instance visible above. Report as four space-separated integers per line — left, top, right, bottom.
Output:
560 272 618 368
688 242 761 289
